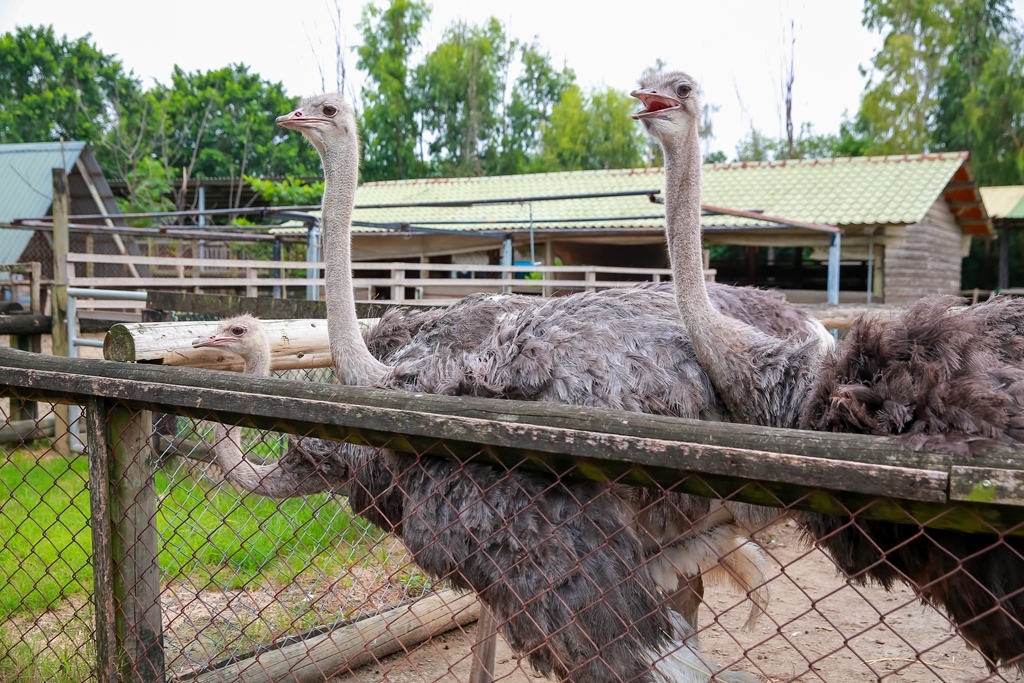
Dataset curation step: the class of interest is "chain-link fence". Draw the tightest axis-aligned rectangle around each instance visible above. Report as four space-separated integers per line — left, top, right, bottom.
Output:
1 346 1023 683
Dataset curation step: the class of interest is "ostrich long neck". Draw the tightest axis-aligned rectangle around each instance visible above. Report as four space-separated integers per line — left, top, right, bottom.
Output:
321 142 388 385
212 348 328 497
664 124 817 427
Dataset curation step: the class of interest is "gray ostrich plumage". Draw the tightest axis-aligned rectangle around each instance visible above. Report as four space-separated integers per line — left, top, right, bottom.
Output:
271 91 820 683
635 69 1024 673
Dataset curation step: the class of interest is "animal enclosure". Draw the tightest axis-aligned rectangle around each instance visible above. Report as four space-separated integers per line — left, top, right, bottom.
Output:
1 346 1023 682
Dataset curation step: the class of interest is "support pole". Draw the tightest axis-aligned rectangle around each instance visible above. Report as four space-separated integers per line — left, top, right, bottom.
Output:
51 168 71 455
108 405 164 682
827 232 841 305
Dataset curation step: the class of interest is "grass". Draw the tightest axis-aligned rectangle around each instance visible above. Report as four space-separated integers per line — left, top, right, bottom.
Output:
0 433 393 675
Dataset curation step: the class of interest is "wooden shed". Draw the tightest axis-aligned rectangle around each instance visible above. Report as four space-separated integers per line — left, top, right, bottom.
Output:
344 152 989 305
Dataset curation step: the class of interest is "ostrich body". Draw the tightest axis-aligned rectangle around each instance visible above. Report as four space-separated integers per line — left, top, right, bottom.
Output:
634 69 1024 673
273 93 731 683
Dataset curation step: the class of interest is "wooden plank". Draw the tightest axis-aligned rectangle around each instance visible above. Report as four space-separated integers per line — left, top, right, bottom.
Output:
0 416 54 444
51 168 71 456
950 465 1024 506
0 313 51 335
74 157 140 278
108 404 164 682
188 590 479 683
86 397 118 683
147 291 327 320
7 348 1023 538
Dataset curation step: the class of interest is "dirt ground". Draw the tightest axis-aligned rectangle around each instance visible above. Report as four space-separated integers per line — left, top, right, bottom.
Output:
327 522 1021 683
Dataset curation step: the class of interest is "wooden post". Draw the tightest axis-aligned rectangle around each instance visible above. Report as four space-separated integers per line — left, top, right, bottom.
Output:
86 396 118 683
108 404 164 682
10 262 42 422
468 605 497 683
51 168 72 456
391 267 405 303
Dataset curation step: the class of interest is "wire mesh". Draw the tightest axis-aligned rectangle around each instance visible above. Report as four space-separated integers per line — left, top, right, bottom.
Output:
2 367 1024 682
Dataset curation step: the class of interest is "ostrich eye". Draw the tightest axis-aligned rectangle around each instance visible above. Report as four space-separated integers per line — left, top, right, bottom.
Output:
231 326 246 336
675 84 692 99
323 104 339 117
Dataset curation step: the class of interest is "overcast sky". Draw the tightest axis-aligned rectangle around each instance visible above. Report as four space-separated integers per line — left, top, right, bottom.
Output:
3 0 1024 158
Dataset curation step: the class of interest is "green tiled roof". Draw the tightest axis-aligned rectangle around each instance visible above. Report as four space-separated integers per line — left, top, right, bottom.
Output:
980 185 1024 219
348 152 977 235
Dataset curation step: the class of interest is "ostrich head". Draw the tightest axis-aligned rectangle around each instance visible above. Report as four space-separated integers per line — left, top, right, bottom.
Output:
276 92 358 159
631 71 702 143
192 314 270 376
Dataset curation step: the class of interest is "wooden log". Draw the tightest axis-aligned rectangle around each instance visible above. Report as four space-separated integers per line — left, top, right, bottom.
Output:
187 589 479 683
104 319 338 370
3 347 1024 534
108 405 164 682
0 416 55 444
0 313 51 335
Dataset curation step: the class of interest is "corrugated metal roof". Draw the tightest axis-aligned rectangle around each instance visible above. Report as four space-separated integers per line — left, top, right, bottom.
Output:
347 152 981 235
0 141 85 263
981 186 1024 219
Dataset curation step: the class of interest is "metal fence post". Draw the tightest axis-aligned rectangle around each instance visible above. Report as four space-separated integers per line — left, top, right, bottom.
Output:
107 403 164 682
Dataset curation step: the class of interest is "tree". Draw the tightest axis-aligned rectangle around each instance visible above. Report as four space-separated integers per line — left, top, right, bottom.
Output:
537 85 645 171
412 18 514 176
932 0 1013 157
857 1 957 154
138 64 321 214
497 42 575 175
356 0 430 181
962 32 1024 185
0 25 142 146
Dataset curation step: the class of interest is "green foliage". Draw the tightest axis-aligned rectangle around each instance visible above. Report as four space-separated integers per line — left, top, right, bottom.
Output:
413 18 515 177
356 0 431 181
0 25 142 145
497 42 576 175
537 85 645 171
962 35 1024 184
733 121 869 162
857 0 957 154
247 176 324 206
144 64 321 181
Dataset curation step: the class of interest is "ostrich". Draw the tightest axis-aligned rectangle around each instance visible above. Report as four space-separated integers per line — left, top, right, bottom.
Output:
190 315 336 497
633 69 1024 673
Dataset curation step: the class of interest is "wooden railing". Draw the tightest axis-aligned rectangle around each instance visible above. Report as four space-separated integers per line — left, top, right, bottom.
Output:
65 253 705 304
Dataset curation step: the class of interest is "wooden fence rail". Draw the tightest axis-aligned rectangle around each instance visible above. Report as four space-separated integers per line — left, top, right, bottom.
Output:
2 346 1024 681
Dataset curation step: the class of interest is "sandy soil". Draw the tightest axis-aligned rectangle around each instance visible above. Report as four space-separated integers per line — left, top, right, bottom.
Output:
327 522 1022 683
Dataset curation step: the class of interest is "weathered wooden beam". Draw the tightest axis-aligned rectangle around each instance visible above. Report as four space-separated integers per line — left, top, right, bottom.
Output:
141 292 433 328
0 313 51 335
108 404 164 682
185 589 479 683
104 319 337 370
0 416 55 444
2 347 1024 534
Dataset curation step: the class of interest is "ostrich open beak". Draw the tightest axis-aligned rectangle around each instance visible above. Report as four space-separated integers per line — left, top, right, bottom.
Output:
630 90 681 120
